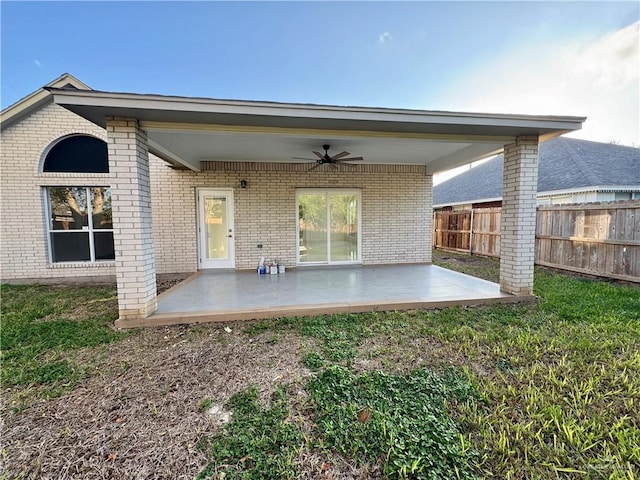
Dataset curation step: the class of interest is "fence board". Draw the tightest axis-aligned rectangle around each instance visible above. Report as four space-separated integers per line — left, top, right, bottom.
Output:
608 243 616 274
616 208 627 240
433 200 639 282
624 208 640 240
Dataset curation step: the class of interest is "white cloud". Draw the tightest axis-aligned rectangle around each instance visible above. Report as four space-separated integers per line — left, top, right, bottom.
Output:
34 59 42 67
432 21 639 147
379 32 392 44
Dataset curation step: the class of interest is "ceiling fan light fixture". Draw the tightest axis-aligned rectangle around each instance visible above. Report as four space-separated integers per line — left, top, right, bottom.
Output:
291 144 364 171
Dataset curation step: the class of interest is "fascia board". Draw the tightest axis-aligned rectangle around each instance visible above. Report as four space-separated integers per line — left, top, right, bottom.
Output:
48 88 586 134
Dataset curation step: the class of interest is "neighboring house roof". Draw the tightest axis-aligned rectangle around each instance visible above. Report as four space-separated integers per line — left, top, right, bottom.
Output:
0 73 91 131
433 137 640 207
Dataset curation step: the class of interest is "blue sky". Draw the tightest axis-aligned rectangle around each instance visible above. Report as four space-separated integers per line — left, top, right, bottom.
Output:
2 1 639 147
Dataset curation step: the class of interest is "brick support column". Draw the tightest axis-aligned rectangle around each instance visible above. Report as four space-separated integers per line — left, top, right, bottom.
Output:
500 135 539 295
107 118 157 321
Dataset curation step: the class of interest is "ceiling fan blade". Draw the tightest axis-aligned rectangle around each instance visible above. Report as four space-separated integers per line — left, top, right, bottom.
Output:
312 151 324 159
330 163 338 170
331 151 350 160
291 156 317 161
336 161 357 167
308 162 323 171
340 157 364 161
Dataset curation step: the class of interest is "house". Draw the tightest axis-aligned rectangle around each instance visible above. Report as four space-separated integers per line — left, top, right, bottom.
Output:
0 74 585 325
433 137 640 210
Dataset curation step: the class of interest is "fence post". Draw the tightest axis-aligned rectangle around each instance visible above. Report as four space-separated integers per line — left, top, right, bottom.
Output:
469 208 474 255
432 211 436 249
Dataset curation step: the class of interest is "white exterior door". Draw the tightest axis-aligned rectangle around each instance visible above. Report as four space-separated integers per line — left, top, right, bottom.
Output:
198 189 235 269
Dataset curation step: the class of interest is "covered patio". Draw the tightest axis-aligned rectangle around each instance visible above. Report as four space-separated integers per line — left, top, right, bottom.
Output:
48 87 585 326
116 264 527 328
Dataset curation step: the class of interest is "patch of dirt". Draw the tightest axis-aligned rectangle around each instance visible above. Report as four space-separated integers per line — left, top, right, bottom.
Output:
439 255 475 264
295 450 383 480
1 322 311 480
156 274 191 295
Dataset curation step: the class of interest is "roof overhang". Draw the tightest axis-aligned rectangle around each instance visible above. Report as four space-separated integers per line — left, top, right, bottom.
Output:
1 74 91 131
48 88 586 173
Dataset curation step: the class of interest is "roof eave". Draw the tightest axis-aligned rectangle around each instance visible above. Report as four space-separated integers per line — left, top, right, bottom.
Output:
47 88 586 138
1 74 92 131
434 185 640 207
537 185 640 197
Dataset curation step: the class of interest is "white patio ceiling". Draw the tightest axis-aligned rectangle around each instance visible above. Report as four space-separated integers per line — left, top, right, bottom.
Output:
48 88 585 173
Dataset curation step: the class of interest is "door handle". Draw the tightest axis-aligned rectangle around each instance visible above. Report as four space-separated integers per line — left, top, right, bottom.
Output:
227 235 233 238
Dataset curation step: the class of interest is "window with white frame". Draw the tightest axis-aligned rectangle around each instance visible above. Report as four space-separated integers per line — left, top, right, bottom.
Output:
297 189 361 265
47 187 115 262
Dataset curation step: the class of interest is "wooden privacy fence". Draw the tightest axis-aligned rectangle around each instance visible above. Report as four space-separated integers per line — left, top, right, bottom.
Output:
433 208 502 257
433 201 640 282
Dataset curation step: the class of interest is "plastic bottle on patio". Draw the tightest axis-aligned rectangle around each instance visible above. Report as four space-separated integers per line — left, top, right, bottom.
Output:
258 257 266 274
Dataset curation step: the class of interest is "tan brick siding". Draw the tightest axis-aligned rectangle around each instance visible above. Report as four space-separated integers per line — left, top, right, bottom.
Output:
0 103 116 281
1 101 434 281
150 160 433 272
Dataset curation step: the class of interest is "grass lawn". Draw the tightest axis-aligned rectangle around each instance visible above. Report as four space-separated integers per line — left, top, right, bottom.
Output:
1 254 639 479
1 284 128 408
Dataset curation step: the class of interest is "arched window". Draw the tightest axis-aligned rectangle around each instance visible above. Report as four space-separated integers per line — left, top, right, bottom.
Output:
43 135 108 173
42 136 114 263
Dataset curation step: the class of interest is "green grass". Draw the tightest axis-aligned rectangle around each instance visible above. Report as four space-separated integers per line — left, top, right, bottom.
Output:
197 386 303 479
241 256 640 478
454 272 640 478
3 257 639 479
1 283 129 404
432 249 501 283
307 366 480 479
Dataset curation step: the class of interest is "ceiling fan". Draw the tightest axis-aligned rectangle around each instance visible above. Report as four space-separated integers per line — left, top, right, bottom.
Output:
292 144 364 170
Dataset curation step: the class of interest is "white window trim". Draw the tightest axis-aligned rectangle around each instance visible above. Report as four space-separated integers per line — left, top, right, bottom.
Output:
296 188 362 266
44 186 115 264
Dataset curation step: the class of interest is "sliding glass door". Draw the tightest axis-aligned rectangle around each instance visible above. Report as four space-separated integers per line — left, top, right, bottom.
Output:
297 189 360 265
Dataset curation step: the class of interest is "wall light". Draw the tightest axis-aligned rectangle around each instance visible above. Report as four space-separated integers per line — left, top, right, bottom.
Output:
240 179 248 189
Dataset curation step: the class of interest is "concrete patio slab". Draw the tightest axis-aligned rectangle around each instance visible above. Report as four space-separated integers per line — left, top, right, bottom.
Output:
115 265 534 328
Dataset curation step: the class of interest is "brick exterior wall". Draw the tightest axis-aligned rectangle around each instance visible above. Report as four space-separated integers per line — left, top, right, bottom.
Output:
150 160 433 272
500 135 539 295
1 101 434 285
0 102 116 281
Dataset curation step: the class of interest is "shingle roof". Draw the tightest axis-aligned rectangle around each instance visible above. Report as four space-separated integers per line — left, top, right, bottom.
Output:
433 137 640 206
